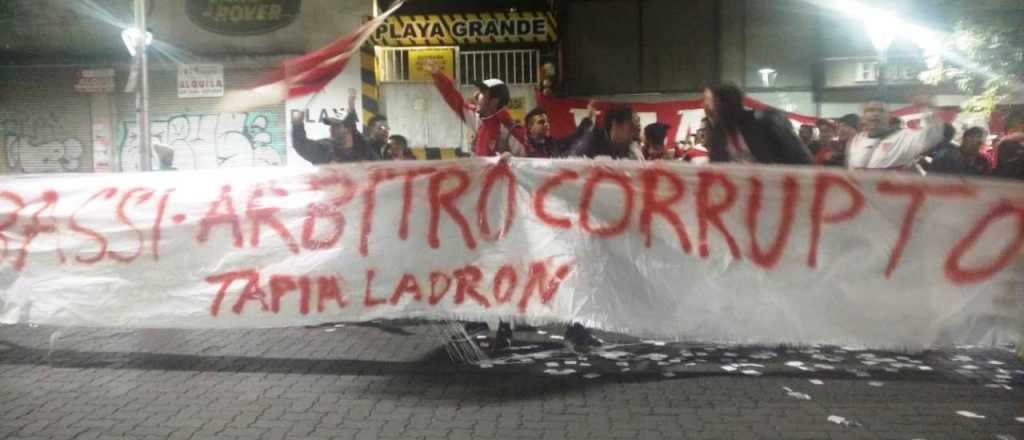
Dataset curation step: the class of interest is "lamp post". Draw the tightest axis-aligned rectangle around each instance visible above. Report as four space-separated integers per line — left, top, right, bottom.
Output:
864 16 896 102
128 0 151 171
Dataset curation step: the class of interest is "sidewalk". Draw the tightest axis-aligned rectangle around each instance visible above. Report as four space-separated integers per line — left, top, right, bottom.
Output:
1 323 1021 440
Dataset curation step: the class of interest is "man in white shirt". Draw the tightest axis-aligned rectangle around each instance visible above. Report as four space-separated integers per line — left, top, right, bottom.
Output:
847 96 944 170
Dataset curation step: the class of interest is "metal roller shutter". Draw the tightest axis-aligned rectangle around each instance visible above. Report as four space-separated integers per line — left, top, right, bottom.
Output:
115 66 287 171
0 67 94 174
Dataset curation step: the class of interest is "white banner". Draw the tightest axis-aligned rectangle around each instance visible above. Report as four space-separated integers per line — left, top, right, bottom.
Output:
178 64 225 98
0 160 1022 349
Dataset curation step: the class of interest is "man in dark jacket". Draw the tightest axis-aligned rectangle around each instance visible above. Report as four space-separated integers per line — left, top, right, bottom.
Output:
524 102 595 158
365 115 390 158
290 88 380 165
702 84 812 165
930 126 991 176
571 106 637 159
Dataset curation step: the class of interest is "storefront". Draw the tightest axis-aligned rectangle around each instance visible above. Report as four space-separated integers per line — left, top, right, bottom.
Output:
366 10 557 157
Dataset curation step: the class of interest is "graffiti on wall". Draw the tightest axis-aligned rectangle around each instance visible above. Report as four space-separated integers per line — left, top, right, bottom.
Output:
119 111 285 171
1 111 85 173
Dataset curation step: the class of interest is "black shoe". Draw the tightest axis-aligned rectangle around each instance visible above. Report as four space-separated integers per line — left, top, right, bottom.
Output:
493 321 514 351
565 323 602 353
462 322 489 337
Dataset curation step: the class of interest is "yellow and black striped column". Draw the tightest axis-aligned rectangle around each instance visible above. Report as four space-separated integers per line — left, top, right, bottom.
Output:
360 44 382 128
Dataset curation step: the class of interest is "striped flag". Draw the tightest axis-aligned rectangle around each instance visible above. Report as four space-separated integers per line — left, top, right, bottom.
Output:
218 0 406 112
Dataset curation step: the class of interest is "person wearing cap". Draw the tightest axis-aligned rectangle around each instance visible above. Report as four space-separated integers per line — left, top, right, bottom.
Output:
523 100 596 158
425 60 528 157
290 88 380 165
643 122 673 160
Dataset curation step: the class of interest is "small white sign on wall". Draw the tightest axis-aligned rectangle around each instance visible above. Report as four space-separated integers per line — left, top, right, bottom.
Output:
178 64 225 98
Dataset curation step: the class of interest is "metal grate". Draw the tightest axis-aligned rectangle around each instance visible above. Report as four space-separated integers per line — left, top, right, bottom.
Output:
459 49 539 85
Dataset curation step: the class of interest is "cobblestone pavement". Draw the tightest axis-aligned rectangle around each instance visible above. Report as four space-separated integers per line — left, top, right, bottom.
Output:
1 323 1022 440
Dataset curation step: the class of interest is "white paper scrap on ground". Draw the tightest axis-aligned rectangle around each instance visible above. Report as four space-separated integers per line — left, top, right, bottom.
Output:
827 415 859 427
956 411 986 419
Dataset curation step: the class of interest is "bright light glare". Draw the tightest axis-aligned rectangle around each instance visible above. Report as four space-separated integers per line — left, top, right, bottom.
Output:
863 14 897 52
121 28 153 57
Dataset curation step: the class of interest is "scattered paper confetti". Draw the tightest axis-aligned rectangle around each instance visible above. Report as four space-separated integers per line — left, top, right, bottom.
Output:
616 361 629 367
918 366 933 371
478 362 493 369
545 362 560 368
956 410 986 419
564 360 577 365
785 361 805 368
536 330 548 335
868 381 884 387
333 323 346 328
324 328 336 333
783 387 811 400
809 379 824 385
721 365 738 372
549 335 565 340
741 369 763 376
961 365 979 370
583 373 601 379
827 415 860 427
542 368 576 376
989 360 1005 365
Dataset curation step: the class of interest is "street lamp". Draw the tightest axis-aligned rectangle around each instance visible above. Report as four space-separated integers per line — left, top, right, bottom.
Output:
758 68 778 88
120 28 152 57
864 15 897 102
122 0 152 171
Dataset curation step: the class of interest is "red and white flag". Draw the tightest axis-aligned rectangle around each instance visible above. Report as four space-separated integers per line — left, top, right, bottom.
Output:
219 0 405 112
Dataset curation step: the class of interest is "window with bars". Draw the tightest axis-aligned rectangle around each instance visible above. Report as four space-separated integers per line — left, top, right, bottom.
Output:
458 50 539 85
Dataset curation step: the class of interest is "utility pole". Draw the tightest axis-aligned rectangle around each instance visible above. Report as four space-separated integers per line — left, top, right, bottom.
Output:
135 0 151 171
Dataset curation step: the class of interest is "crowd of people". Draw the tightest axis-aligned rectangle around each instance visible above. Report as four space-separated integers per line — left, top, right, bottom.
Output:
287 65 1024 352
291 67 1024 183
